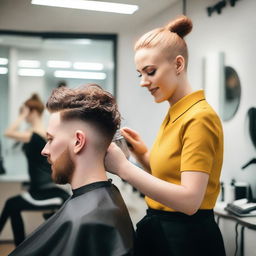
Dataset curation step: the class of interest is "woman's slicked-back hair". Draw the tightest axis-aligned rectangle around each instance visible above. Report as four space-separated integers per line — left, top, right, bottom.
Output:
46 84 121 142
134 15 193 69
24 93 44 115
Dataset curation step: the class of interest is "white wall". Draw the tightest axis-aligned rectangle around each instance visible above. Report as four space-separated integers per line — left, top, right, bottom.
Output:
188 0 256 194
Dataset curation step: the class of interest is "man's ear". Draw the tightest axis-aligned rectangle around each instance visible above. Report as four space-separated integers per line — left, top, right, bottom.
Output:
175 55 185 75
73 130 86 154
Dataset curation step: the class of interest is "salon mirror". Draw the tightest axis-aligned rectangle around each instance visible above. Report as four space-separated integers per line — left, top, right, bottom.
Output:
0 32 116 177
220 66 241 121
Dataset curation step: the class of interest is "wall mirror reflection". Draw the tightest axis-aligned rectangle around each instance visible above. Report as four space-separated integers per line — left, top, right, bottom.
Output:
220 65 241 121
0 32 116 177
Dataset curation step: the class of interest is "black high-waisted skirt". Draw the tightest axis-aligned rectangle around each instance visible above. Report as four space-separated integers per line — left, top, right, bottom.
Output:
134 208 226 256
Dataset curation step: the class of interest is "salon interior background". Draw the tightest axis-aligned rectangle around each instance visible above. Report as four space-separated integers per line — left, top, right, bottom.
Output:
0 0 256 232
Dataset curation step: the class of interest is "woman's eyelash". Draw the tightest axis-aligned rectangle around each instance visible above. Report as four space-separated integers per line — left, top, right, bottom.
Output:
137 69 156 78
148 70 156 76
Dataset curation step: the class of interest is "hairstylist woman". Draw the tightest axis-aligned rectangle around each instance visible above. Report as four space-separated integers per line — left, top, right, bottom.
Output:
105 15 226 256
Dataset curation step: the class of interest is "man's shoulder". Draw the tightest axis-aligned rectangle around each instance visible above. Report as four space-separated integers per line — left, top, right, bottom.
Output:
65 184 132 225
68 184 125 214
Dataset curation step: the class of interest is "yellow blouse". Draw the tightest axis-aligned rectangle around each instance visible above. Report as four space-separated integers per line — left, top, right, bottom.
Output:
146 90 223 211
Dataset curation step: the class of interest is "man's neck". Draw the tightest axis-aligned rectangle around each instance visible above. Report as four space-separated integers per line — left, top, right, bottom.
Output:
70 158 108 190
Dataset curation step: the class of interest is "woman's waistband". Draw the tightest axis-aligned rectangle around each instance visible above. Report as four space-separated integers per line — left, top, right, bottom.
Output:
147 208 214 221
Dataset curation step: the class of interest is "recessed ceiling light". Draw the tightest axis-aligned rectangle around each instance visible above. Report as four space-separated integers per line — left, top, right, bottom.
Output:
18 60 41 68
71 39 92 45
47 60 72 68
0 58 8 65
31 0 139 15
73 62 103 70
18 69 45 77
44 39 92 45
54 70 106 80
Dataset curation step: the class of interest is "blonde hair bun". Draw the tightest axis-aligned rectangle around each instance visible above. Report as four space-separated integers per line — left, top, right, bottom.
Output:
166 15 193 38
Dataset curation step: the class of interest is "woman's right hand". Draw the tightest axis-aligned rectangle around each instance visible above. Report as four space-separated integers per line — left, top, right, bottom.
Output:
121 127 148 158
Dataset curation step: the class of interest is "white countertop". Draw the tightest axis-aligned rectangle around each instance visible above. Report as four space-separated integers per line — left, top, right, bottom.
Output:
214 201 256 229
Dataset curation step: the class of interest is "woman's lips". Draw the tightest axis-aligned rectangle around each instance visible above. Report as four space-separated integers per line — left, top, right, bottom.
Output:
150 88 158 95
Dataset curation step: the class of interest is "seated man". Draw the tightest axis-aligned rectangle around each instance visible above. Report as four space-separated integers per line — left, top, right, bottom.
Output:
10 84 134 256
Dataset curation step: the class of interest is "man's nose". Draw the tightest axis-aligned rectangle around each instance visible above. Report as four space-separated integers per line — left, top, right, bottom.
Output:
41 144 49 157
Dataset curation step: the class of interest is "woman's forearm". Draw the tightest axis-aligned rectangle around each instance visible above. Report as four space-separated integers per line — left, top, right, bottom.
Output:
4 115 31 142
120 161 208 215
4 116 24 137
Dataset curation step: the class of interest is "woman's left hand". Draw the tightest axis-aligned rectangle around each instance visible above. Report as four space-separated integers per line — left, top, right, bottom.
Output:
19 105 30 118
104 142 128 176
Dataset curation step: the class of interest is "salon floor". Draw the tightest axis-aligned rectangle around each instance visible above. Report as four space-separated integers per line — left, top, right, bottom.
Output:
0 242 15 255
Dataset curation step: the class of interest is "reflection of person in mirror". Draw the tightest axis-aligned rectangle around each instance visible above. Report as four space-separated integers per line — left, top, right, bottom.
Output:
225 66 241 101
105 15 226 256
1 94 69 246
9 85 134 256
222 66 241 121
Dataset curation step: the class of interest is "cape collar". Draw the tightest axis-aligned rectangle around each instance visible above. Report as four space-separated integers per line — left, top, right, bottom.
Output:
72 179 112 199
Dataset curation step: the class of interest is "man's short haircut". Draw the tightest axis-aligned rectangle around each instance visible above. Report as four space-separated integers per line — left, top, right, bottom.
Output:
46 84 121 144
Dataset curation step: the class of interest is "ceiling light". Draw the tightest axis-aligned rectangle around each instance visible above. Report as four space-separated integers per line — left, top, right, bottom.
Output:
47 60 72 68
54 70 106 80
31 0 139 15
0 58 8 65
18 69 45 77
73 62 103 70
18 60 41 68
72 39 92 45
0 67 8 74
44 39 92 46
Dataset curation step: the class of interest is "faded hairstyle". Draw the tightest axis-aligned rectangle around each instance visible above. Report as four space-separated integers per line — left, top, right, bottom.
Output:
134 15 193 69
46 84 121 145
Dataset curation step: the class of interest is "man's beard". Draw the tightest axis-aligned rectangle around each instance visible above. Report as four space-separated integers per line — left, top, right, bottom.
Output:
50 147 75 185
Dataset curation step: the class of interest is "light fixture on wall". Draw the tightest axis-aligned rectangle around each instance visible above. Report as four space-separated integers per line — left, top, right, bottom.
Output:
31 0 139 15
0 58 8 65
229 0 239 7
18 60 41 68
54 70 106 80
207 0 226 16
18 69 45 77
73 62 103 70
207 0 240 17
0 67 8 74
47 60 72 68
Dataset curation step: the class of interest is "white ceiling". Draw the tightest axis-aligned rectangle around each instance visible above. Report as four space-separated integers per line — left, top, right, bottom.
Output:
0 0 181 33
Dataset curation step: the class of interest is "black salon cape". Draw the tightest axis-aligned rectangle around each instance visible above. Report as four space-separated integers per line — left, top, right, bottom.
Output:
9 180 134 256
